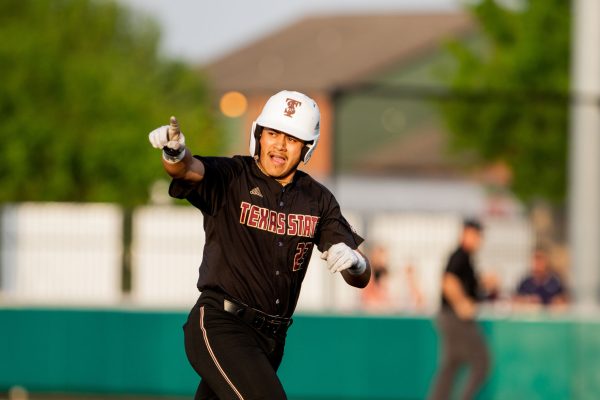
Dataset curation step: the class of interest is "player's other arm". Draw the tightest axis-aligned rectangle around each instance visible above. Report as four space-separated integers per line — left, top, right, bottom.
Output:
321 244 371 288
148 116 205 182
442 272 476 319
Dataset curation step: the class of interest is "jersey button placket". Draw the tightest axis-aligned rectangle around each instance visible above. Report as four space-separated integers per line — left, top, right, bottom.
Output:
279 186 286 208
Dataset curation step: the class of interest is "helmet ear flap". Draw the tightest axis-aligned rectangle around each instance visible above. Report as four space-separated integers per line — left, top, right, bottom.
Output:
254 125 263 158
249 123 264 158
300 146 309 161
300 140 314 163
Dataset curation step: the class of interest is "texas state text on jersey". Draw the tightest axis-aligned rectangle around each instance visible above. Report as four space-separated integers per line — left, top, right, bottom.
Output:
239 201 319 238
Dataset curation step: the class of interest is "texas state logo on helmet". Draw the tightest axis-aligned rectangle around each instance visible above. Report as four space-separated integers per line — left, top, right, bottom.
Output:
249 90 321 164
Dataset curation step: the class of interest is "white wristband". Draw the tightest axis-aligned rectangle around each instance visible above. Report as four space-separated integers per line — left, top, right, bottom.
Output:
347 250 367 275
162 147 185 163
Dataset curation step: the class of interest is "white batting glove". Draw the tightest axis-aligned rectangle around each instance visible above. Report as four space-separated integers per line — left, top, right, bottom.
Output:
321 243 367 275
148 116 186 162
148 125 186 149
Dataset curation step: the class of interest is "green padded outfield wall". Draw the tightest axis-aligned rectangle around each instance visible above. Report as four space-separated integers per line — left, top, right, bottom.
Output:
1 307 599 399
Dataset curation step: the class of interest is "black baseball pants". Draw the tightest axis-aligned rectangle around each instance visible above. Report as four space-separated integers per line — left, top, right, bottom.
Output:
183 291 288 400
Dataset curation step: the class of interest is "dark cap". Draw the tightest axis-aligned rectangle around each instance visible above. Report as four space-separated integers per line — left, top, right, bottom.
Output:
463 218 483 231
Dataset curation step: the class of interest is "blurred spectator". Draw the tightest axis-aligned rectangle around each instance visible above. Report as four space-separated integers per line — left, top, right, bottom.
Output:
398 263 426 313
513 247 568 310
361 245 393 312
428 219 490 400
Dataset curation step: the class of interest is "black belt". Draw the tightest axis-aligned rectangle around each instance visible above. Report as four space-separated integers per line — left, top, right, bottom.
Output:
223 298 293 338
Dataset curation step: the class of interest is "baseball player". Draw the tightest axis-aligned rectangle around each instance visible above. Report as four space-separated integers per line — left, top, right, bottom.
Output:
148 90 371 400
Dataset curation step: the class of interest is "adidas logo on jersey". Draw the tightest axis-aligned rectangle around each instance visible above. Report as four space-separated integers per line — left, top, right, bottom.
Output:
250 187 263 198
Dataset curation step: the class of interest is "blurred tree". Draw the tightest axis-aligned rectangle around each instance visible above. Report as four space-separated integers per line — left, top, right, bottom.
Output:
440 0 570 204
0 0 223 206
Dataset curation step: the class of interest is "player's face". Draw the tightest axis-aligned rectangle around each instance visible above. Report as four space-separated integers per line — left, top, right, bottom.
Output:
258 128 305 181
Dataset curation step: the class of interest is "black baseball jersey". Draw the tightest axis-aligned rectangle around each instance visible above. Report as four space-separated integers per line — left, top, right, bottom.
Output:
169 155 363 318
441 246 480 313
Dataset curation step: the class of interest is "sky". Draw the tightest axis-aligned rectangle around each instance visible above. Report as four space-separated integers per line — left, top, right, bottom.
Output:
118 0 463 65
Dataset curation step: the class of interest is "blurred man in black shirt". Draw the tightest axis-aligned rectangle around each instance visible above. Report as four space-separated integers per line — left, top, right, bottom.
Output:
428 219 490 400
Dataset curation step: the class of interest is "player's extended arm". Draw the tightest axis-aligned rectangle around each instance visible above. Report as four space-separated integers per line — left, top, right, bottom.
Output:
321 243 371 288
442 272 476 319
148 116 205 182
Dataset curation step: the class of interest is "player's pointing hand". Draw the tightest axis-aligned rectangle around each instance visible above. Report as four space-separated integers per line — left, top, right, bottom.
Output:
149 116 186 150
321 243 367 275
149 116 187 163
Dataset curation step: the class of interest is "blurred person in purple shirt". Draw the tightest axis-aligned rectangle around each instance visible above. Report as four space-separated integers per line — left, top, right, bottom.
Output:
513 247 568 308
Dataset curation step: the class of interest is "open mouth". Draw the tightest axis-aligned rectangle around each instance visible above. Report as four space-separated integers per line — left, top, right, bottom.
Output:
270 154 286 166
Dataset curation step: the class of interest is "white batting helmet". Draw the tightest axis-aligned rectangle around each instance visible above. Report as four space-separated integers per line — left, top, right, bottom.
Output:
249 90 320 164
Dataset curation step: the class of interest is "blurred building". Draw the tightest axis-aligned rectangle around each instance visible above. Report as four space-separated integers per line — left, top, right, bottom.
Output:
205 13 471 173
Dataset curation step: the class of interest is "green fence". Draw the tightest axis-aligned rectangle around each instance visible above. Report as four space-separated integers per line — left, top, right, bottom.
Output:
1 307 599 399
